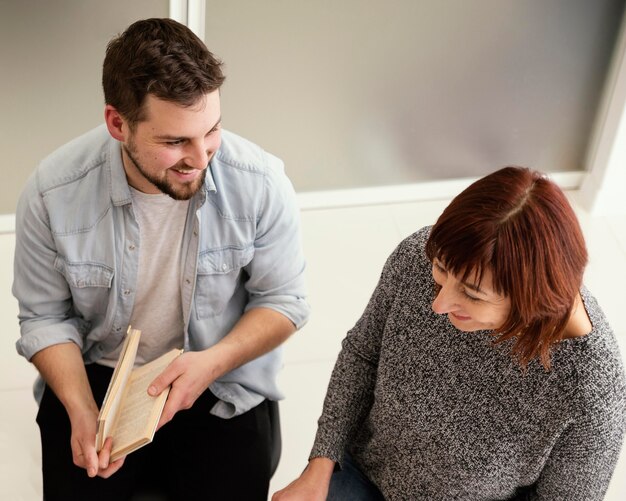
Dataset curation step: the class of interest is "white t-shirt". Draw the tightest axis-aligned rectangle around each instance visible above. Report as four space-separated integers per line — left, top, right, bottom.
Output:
98 188 188 367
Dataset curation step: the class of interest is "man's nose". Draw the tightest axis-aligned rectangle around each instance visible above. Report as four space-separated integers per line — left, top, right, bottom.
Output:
185 143 210 170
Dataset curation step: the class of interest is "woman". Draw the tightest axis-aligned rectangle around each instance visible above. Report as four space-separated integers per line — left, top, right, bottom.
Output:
274 167 625 500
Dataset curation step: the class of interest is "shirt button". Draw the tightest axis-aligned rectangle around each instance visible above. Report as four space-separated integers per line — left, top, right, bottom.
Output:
221 264 228 271
185 279 191 284
193 230 198 237
129 244 136 251
123 289 131 295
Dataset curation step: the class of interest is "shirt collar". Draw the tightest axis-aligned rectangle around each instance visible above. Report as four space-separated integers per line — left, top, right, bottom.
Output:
108 137 217 207
204 160 217 193
108 139 133 206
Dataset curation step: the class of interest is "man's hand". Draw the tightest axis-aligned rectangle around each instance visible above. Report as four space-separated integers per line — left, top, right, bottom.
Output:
272 458 335 501
148 308 297 429
32 343 127 479
149 350 216 429
68 404 126 478
66 402 126 478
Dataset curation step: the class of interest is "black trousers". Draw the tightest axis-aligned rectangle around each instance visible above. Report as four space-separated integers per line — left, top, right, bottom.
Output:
37 363 277 501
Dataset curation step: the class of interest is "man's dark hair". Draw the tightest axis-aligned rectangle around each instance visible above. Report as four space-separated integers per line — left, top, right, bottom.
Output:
103 18 225 127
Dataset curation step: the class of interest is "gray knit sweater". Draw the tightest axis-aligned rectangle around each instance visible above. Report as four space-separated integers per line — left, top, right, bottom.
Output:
311 227 626 500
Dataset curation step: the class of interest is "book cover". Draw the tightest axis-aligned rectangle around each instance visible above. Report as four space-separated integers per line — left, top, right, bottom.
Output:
96 327 182 461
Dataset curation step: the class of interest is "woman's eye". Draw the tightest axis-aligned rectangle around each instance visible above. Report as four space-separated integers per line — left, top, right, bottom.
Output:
462 289 481 302
433 262 446 274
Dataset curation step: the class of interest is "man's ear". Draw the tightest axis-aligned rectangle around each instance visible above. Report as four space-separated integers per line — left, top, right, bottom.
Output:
104 105 128 142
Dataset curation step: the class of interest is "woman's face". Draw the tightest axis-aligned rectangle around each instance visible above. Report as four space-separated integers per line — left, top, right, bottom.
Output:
431 258 511 332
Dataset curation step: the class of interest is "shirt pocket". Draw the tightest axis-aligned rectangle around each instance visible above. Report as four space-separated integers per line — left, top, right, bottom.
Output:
195 246 254 319
54 256 114 319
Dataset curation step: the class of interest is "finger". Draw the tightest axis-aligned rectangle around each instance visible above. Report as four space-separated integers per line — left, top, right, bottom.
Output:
148 359 182 397
97 456 126 479
155 392 180 430
73 438 99 477
84 446 100 478
97 436 113 470
156 377 197 430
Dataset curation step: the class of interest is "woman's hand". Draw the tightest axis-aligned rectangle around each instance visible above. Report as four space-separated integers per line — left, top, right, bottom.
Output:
272 457 335 501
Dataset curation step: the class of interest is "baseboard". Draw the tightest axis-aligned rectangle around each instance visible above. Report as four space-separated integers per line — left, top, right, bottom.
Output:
297 171 585 211
0 214 15 235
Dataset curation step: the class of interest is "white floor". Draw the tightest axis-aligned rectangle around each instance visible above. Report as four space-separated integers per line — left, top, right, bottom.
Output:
1 193 625 500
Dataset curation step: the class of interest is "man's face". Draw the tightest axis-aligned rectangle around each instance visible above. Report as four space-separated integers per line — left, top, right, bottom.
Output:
121 91 222 200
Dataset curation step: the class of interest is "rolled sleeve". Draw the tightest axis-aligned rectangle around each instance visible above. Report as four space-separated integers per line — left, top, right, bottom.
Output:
13 175 83 360
16 321 85 360
243 154 310 329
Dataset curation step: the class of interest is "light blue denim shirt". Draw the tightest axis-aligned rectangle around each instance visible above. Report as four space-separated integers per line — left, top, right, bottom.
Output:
13 125 309 418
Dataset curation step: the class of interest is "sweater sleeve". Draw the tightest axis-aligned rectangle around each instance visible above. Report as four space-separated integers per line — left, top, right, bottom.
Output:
532 371 626 500
309 228 429 465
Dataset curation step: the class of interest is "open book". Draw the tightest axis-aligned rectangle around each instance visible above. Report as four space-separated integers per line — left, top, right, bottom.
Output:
96 327 183 462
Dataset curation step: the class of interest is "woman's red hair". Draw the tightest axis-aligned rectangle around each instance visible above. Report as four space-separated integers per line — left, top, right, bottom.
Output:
425 166 588 369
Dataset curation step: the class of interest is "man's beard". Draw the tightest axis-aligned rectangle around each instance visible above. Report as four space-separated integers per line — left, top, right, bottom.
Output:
123 142 206 201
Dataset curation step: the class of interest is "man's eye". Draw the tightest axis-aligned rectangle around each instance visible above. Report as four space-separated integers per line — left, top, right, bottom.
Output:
167 140 184 146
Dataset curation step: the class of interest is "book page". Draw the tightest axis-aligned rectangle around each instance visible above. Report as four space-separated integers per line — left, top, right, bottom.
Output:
109 349 182 460
96 327 141 451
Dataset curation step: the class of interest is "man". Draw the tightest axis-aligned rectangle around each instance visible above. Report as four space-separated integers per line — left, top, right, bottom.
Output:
13 18 309 500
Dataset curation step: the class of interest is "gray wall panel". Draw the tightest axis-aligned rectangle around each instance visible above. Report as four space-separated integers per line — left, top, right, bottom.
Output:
205 0 624 191
0 0 168 214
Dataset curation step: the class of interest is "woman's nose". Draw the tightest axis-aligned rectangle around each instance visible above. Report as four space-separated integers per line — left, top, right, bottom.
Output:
432 284 455 314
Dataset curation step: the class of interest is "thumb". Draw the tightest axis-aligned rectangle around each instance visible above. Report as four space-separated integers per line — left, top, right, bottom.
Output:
84 444 100 478
148 362 180 396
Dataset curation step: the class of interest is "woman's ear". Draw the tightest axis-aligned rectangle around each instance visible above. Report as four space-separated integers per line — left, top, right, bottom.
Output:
104 105 128 142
